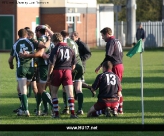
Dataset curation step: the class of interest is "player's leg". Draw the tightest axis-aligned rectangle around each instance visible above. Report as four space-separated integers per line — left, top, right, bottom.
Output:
40 66 53 115
64 85 77 118
112 64 124 114
73 64 84 115
50 69 62 118
61 87 69 114
16 66 34 117
17 78 30 116
63 69 77 118
74 81 83 115
51 85 59 118
37 66 52 115
87 102 106 117
13 82 23 113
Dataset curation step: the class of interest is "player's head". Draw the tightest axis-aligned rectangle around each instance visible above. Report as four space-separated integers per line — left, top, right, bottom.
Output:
102 61 113 72
70 31 79 41
52 33 63 44
18 29 28 38
60 30 69 38
27 30 34 39
139 23 142 29
35 26 45 38
100 27 112 42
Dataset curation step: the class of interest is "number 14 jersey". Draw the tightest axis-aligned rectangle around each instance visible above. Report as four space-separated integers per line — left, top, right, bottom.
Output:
49 42 76 70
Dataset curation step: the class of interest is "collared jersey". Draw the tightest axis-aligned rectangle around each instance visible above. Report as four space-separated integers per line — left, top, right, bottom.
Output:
37 35 51 66
105 36 123 65
10 38 35 67
92 70 121 99
49 42 76 70
64 37 82 65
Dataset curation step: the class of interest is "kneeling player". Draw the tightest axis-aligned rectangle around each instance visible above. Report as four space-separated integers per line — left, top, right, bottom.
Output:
87 61 122 117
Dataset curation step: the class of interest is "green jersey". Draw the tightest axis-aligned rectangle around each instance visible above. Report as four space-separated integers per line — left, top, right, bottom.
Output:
64 37 82 65
37 35 51 66
10 38 35 67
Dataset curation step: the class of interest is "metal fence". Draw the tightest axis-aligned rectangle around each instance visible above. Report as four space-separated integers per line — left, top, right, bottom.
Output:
114 21 164 47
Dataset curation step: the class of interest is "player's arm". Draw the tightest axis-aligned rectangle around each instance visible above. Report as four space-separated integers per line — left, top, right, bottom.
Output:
47 53 56 83
8 56 14 69
80 41 91 61
71 50 76 70
45 27 54 38
19 48 45 58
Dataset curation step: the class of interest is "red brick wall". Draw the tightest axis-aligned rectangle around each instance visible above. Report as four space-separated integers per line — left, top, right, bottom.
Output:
41 14 66 33
17 7 39 38
76 13 97 47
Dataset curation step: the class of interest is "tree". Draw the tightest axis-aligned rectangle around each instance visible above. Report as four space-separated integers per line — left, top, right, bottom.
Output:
97 0 163 21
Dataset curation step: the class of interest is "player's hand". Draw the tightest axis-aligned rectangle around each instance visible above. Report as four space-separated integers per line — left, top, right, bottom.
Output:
90 87 96 97
46 76 51 84
95 65 101 74
19 50 29 58
9 64 14 69
42 53 50 59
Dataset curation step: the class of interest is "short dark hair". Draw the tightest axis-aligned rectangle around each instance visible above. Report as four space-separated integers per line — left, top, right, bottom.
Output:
35 26 45 34
18 29 28 38
102 61 113 70
100 27 112 35
52 33 63 43
61 30 69 37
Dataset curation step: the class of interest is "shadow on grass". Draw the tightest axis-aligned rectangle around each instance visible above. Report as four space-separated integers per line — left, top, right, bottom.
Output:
122 77 164 84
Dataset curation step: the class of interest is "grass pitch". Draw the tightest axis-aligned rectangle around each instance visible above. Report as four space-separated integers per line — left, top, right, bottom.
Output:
0 48 164 135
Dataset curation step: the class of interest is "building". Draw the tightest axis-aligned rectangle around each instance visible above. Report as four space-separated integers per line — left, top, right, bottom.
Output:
0 0 97 51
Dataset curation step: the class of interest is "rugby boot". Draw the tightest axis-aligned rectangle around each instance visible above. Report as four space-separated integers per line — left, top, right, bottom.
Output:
70 114 78 118
76 110 84 115
61 108 69 114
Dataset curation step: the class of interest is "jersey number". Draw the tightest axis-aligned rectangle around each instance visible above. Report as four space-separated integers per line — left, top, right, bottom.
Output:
106 74 116 85
60 49 70 61
19 44 28 53
117 41 122 53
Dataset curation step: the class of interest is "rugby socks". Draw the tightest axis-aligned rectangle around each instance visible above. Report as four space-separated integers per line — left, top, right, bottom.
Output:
42 98 48 112
18 93 23 109
68 97 75 115
62 92 68 108
42 91 53 108
52 98 59 116
118 96 123 114
18 93 22 101
28 83 32 97
77 93 83 110
96 110 103 116
36 93 42 111
21 94 28 111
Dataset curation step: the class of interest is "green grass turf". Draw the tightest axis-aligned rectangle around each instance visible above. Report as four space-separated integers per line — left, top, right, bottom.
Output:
0 48 164 135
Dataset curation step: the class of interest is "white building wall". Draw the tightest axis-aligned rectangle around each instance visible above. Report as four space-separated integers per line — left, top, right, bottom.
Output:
97 4 114 46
